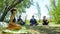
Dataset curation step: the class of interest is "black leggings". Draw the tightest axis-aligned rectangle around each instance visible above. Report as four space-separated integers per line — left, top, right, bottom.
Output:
43 22 49 25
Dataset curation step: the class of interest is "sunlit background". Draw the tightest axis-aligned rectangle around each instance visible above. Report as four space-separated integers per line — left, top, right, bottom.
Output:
20 0 50 20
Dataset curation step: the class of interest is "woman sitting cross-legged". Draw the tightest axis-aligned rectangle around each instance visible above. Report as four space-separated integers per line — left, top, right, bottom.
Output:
42 16 49 25
8 8 22 30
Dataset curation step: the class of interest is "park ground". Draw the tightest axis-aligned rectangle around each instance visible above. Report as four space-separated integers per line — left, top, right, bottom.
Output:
25 23 60 34
0 22 60 34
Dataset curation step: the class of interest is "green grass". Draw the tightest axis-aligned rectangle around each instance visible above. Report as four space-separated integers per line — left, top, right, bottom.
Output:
25 25 60 34
0 24 60 34
1 20 60 34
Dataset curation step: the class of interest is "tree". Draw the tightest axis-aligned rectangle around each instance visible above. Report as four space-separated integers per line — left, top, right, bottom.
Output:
0 0 33 21
45 5 52 22
50 0 60 23
36 2 41 23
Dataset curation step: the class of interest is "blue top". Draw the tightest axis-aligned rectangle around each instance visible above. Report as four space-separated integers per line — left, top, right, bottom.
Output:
30 18 37 24
18 18 23 22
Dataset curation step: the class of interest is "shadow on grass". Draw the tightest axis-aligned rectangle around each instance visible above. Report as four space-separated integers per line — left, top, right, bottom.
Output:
25 25 60 34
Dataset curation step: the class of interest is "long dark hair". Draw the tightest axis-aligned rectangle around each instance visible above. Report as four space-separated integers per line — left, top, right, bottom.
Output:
10 8 16 22
11 8 16 14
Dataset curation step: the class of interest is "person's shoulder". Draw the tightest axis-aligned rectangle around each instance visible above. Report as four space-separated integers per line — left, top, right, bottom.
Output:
30 18 33 20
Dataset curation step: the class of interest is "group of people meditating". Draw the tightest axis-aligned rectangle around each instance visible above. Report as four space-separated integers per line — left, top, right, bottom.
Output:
8 8 49 30
17 15 49 26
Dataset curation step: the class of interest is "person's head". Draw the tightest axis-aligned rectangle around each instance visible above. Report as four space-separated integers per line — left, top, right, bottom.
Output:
19 15 21 18
43 16 46 19
32 15 34 18
10 8 17 14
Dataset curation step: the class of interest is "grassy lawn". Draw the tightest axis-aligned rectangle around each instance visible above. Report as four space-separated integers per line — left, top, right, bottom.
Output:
25 25 60 34
0 25 60 34
0 22 60 34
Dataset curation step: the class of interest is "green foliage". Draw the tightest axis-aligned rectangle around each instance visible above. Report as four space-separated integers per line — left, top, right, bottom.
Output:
50 0 60 23
36 2 41 23
0 0 33 21
16 0 33 13
0 0 4 13
0 0 33 13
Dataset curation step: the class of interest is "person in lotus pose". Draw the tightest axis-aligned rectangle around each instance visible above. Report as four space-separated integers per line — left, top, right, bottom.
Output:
18 15 25 25
30 15 38 26
42 16 49 25
8 8 22 30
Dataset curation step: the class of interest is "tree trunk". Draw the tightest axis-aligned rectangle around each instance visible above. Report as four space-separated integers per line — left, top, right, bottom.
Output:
36 2 41 23
25 15 27 23
0 0 23 21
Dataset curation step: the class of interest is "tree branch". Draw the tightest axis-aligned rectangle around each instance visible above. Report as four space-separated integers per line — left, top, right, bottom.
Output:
0 0 23 21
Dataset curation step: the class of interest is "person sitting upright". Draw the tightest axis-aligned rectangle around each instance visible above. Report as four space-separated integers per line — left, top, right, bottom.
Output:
30 15 38 26
8 8 21 30
42 16 49 25
18 15 25 25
